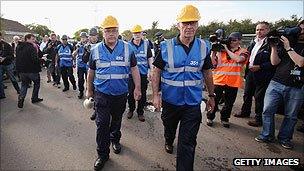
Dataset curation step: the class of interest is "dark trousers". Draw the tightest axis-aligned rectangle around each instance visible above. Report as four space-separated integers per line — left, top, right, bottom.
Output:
240 71 269 122
60 66 76 89
77 67 87 92
207 85 238 122
50 63 61 84
19 73 40 100
0 64 20 97
95 91 127 159
161 100 202 171
127 74 148 116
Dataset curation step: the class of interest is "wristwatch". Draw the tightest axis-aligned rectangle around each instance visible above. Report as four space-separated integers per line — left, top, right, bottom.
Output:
208 93 216 98
286 48 294 52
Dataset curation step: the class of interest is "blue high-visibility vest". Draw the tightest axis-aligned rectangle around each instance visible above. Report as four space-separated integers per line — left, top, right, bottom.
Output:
160 37 209 105
57 44 73 67
76 44 87 69
92 40 133 95
129 39 149 75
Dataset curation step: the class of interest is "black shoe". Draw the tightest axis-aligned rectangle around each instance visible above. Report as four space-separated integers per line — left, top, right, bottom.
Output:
234 112 250 118
90 113 96 121
248 120 262 127
280 141 294 149
0 96 6 99
221 120 230 128
62 87 69 92
165 144 173 154
138 115 145 122
32 98 43 103
112 142 121 154
127 111 133 119
94 157 109 171
73 84 77 90
255 136 274 143
78 92 83 99
206 119 213 127
47 80 51 83
18 97 24 108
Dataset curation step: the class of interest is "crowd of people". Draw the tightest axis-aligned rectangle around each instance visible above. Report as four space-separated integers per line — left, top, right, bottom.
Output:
0 4 304 171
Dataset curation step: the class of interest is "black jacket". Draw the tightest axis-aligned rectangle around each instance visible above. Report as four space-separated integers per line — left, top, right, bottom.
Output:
16 42 41 73
0 40 13 66
43 40 61 64
245 38 276 83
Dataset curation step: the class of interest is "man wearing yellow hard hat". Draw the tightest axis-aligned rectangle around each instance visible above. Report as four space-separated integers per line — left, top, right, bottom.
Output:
86 15 142 170
152 5 215 170
126 24 153 122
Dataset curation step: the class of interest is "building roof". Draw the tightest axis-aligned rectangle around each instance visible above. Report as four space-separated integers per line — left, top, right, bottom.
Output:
1 18 35 34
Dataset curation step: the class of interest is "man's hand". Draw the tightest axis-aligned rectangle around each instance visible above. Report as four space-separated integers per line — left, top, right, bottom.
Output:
249 65 261 72
134 88 142 101
0 57 5 63
280 36 291 50
86 89 94 98
152 93 161 111
206 98 215 113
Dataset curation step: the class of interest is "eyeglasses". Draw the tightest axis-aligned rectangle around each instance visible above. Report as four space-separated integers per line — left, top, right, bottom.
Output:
104 29 118 34
181 21 197 26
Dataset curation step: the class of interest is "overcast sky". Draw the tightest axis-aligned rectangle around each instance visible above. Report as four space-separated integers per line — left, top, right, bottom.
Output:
1 1 303 37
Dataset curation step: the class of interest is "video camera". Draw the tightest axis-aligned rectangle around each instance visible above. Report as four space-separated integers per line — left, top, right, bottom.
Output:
84 43 91 52
209 29 229 52
267 26 301 47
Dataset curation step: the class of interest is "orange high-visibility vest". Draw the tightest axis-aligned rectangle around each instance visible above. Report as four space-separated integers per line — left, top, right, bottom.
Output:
212 48 248 88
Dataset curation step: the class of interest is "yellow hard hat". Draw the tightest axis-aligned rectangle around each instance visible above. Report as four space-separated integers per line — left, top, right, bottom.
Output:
131 25 143 33
177 5 201 22
101 15 119 29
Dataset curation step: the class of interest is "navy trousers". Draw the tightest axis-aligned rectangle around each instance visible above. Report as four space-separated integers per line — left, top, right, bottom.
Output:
95 91 127 159
161 100 202 171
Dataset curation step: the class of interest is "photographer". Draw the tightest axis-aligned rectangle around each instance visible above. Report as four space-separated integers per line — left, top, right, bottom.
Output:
153 31 165 56
72 32 88 99
43 33 61 87
207 32 249 128
235 22 276 128
255 20 304 149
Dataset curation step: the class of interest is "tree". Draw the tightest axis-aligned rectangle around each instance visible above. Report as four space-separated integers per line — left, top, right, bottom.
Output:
273 15 302 29
121 30 132 41
25 23 52 38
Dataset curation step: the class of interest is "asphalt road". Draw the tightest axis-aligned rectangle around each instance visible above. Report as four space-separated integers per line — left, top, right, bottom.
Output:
1 69 303 170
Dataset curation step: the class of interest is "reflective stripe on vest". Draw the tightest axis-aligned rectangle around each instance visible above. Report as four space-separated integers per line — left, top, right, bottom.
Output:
59 52 71 56
212 71 241 75
161 77 201 87
212 48 246 88
95 42 129 69
96 74 129 80
60 57 72 60
166 39 206 73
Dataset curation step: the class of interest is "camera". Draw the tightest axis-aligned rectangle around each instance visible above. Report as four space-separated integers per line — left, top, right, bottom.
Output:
76 42 81 48
84 43 91 52
267 26 301 47
290 65 304 84
209 29 229 52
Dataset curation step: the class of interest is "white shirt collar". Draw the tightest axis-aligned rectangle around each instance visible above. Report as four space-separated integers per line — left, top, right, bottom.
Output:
254 37 266 44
